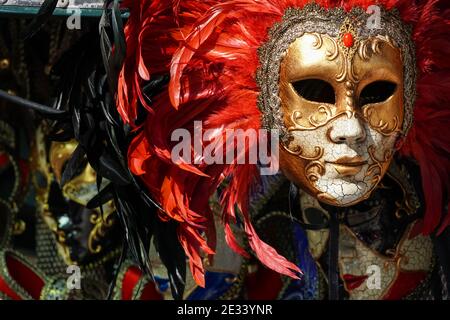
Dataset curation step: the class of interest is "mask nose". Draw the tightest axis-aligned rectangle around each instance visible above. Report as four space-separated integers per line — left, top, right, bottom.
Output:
328 115 366 144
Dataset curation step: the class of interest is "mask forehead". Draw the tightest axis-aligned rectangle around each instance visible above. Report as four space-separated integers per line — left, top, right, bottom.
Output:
283 34 404 87
355 38 403 86
283 34 339 82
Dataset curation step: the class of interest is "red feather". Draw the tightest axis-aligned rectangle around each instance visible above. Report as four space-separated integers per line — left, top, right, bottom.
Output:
118 0 450 287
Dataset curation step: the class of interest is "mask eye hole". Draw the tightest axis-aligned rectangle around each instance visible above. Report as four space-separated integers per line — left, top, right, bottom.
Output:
291 79 335 104
359 81 397 107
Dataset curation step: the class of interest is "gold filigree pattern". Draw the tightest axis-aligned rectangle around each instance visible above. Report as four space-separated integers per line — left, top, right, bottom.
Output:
363 106 400 136
336 17 359 83
311 33 323 49
325 36 339 61
281 142 324 161
305 160 325 183
288 106 353 132
32 126 117 264
358 35 394 61
88 206 115 254
367 145 393 185
0 120 15 150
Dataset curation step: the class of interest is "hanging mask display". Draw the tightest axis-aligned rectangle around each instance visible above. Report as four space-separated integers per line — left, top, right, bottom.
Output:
32 126 118 266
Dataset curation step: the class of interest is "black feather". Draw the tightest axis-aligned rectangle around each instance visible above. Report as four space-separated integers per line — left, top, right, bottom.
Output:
87 183 114 209
22 0 59 40
97 152 131 186
106 239 128 300
0 89 68 119
60 144 87 187
48 121 74 142
153 220 186 300
33 1 188 300
114 190 154 278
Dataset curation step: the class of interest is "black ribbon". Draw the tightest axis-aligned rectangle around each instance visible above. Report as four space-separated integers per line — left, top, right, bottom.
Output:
0 89 67 119
327 207 340 300
288 183 340 300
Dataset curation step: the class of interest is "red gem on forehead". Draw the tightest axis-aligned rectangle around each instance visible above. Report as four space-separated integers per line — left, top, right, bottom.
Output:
343 32 354 47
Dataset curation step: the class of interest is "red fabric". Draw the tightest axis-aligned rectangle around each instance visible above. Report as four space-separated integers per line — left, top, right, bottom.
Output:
383 271 427 300
139 282 164 300
6 254 44 300
122 266 164 300
245 265 283 300
0 154 8 168
118 0 450 287
18 159 30 194
0 276 22 300
121 266 143 300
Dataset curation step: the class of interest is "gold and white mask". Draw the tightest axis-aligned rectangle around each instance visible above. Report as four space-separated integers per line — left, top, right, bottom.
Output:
257 4 416 207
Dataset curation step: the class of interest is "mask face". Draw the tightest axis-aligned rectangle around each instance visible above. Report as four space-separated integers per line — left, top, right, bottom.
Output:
278 32 404 206
49 141 100 209
48 140 116 264
338 224 432 300
33 131 117 265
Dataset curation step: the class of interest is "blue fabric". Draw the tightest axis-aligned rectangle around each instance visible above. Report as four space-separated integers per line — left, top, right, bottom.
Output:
187 272 237 300
154 276 170 293
280 223 319 300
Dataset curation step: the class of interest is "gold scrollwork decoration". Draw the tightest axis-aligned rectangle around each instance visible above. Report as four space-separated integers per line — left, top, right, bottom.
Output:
88 207 115 254
326 37 339 61
310 105 333 127
337 56 359 83
367 145 393 185
363 106 400 136
358 35 394 61
281 142 324 161
305 160 326 183
336 17 359 83
288 107 355 132
311 33 323 49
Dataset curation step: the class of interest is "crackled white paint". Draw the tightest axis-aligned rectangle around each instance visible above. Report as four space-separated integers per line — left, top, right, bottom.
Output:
289 114 397 205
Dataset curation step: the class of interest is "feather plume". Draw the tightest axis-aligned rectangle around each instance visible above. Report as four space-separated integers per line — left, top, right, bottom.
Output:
118 0 450 287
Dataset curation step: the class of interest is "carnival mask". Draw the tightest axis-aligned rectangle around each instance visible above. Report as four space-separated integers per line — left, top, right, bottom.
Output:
338 223 432 300
257 6 415 207
33 128 117 265
279 31 403 206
